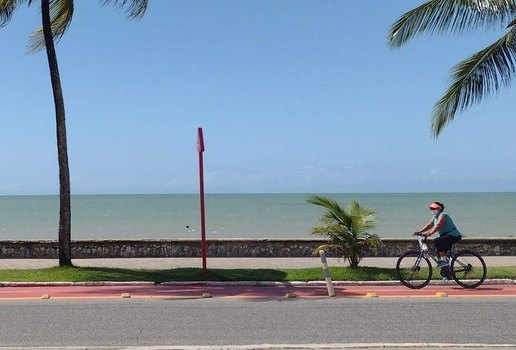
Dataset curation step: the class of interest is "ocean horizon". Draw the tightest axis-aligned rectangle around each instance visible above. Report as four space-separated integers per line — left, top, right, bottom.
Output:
0 192 514 240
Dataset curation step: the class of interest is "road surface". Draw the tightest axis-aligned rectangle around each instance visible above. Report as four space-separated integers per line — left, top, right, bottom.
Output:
0 297 514 348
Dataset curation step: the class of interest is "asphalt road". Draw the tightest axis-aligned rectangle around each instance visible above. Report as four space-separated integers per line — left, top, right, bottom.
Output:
0 297 514 348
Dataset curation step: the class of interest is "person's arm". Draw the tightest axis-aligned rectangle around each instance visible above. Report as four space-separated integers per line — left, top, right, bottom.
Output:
425 214 445 236
417 219 434 234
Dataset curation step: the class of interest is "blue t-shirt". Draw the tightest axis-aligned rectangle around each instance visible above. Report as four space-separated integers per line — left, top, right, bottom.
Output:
433 212 461 237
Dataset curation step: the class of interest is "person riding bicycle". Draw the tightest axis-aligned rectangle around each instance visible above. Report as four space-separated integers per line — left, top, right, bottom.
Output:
415 201 462 268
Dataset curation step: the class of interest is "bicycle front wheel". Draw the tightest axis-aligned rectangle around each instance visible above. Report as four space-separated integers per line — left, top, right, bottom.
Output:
396 250 432 289
451 250 487 288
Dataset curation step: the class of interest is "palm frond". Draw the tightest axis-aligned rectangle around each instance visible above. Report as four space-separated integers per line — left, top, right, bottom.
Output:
348 200 377 234
313 244 336 256
307 195 350 227
0 0 30 27
388 0 516 48
101 0 148 19
432 27 516 136
360 233 381 247
28 0 74 52
311 225 348 240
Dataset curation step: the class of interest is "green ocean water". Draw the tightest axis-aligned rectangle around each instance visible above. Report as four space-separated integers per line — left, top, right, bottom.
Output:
0 193 514 240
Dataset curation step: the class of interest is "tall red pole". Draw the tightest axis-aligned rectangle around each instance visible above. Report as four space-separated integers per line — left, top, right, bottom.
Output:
197 128 207 273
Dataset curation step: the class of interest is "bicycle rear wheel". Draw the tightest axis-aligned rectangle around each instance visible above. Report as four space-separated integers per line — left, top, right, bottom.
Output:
451 250 487 288
396 250 432 289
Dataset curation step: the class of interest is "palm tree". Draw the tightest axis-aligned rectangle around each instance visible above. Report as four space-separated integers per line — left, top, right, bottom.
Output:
0 0 148 266
388 1 516 137
307 195 380 268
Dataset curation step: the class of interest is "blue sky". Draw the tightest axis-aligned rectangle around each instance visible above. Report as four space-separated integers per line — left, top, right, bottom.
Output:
1 0 515 195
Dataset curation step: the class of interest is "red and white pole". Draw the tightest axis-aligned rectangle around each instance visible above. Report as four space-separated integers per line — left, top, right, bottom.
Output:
197 127 207 273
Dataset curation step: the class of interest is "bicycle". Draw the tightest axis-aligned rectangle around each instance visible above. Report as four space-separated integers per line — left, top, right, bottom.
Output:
396 233 487 289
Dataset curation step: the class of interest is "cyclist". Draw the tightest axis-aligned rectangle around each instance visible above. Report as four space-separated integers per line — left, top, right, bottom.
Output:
415 201 462 267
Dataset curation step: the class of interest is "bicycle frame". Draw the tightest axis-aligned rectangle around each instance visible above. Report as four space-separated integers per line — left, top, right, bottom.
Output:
415 234 454 263
416 235 438 263
414 234 455 280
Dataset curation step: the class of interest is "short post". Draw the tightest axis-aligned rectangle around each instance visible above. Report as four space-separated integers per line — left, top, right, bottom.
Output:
319 250 335 297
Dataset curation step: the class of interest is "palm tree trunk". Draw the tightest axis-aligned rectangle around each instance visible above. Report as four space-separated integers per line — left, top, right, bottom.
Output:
349 250 359 268
41 0 72 266
349 257 359 269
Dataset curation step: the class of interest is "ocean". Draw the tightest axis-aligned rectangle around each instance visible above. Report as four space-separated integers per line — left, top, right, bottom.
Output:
0 193 514 240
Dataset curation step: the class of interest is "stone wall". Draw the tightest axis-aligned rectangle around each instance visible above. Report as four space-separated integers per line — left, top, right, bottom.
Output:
0 238 514 259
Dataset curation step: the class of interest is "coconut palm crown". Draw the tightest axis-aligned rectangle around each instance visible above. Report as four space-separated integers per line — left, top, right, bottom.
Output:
388 0 516 137
307 195 380 268
1 0 148 52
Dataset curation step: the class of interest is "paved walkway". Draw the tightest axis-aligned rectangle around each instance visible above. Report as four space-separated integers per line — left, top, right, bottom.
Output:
0 256 514 269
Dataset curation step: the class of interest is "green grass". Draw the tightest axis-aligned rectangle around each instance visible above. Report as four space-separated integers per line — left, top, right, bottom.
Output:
0 265 514 283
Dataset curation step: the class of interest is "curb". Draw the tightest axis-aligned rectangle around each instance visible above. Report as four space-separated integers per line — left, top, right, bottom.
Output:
1 279 514 287
2 343 515 349
0 281 155 287
158 279 516 287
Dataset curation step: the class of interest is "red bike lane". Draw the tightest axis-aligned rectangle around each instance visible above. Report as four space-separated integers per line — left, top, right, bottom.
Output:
0 283 515 300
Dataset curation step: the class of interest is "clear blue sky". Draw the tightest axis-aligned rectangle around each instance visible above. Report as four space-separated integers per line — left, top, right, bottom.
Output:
1 1 515 195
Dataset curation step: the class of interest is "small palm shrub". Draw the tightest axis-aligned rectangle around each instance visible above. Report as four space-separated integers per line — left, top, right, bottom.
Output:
307 195 380 268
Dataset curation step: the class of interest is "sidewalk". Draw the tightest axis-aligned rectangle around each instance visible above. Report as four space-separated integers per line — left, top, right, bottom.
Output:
0 256 514 269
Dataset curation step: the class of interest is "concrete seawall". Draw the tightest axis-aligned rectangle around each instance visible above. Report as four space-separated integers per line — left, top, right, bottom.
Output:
0 238 514 259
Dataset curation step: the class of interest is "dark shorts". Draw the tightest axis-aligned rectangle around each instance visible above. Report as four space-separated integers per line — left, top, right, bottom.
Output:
434 235 462 254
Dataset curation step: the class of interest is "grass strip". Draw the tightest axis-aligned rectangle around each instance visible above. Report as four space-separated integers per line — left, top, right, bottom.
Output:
0 265 514 283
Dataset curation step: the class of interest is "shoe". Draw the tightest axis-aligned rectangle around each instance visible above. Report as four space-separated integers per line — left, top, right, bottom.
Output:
436 259 449 268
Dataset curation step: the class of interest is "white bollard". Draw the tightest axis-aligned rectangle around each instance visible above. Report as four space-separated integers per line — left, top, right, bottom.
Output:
319 250 335 297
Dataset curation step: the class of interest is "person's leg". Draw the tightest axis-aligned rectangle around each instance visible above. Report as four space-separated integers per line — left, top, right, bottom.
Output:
447 235 461 254
434 236 452 266
434 236 448 255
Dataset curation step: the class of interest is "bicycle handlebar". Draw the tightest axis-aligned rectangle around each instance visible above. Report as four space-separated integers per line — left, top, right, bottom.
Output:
413 232 427 241
413 232 429 251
